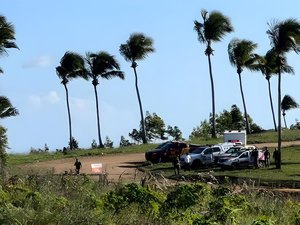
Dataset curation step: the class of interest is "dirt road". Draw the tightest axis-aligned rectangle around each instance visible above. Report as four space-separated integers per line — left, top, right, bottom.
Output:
19 141 300 183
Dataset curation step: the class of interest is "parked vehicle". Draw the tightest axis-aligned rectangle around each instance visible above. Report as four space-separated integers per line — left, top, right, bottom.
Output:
214 145 256 164
217 149 265 169
180 142 236 169
145 141 201 164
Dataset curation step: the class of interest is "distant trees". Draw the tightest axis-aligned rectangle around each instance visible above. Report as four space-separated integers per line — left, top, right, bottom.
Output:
190 105 262 139
194 9 233 138
129 112 183 143
120 33 155 144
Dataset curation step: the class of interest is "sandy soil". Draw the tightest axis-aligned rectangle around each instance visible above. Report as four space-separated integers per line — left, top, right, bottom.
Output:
18 141 300 185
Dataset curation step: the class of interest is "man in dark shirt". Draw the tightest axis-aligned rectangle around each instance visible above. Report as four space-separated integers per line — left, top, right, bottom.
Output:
74 158 82 174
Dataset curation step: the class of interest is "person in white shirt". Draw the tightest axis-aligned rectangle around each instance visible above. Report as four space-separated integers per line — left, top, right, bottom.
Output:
184 153 191 171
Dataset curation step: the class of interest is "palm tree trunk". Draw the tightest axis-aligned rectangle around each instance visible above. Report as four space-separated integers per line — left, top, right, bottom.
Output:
207 54 216 138
63 83 73 150
238 72 251 134
283 113 287 129
277 68 282 169
93 84 104 148
133 67 147 144
267 79 277 131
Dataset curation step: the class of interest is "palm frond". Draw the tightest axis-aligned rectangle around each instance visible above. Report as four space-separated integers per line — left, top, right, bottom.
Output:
119 33 154 63
281 94 299 112
0 96 19 119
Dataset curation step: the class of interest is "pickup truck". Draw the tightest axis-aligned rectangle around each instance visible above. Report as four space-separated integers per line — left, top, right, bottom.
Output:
145 141 201 164
217 149 265 169
179 142 235 169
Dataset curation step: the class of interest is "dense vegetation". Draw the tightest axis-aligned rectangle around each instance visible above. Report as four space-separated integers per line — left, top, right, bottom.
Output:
1 174 300 224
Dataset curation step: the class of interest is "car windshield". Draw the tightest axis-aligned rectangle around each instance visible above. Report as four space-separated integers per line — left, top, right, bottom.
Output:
192 147 207 154
230 151 246 157
155 142 170 149
225 147 240 154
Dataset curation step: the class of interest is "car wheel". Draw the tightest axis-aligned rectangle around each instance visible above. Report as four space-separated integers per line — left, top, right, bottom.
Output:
231 163 238 170
191 160 202 170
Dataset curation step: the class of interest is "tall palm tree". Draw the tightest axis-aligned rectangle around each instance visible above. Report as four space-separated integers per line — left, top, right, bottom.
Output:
56 52 88 149
281 94 299 128
194 9 233 138
0 15 19 74
267 18 300 169
228 38 257 134
251 50 294 132
86 51 124 148
0 96 19 119
119 33 154 144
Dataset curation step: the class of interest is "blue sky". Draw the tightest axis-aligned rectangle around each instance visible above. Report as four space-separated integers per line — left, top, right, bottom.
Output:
1 1 300 153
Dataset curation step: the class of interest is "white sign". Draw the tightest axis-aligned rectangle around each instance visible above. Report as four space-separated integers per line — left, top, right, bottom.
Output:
91 163 103 174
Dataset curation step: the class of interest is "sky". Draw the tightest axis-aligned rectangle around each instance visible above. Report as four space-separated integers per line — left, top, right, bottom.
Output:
1 1 300 153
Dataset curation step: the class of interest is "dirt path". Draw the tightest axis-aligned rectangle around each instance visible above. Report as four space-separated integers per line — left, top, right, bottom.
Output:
19 141 300 183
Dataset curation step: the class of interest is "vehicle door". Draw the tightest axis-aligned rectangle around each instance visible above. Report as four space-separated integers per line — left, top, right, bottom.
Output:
202 148 213 165
238 151 250 168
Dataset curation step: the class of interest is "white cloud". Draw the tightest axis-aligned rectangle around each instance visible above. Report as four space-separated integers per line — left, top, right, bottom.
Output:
45 91 60 104
29 91 61 106
71 97 93 111
23 55 52 68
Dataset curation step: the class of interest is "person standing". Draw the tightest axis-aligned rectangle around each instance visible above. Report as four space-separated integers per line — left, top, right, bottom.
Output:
184 153 191 171
264 147 270 167
74 158 82 174
173 155 181 175
273 148 279 167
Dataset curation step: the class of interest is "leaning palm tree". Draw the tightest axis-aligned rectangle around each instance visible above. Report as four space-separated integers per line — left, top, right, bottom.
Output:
251 50 294 132
281 94 299 129
119 33 154 144
228 38 257 134
0 15 19 74
56 52 88 149
267 18 300 169
86 51 124 148
194 9 233 138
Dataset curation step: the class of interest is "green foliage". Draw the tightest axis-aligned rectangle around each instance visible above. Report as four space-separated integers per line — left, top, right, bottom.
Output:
69 136 79 149
91 139 97 148
252 216 274 225
190 105 263 139
103 183 162 216
119 135 131 147
104 136 113 148
129 111 183 143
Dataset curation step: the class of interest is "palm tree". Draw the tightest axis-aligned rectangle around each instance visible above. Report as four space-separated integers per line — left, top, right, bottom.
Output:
228 38 257 134
251 50 294 132
194 9 233 138
281 94 299 128
56 52 88 149
0 15 19 74
119 33 154 144
0 96 19 119
267 18 300 169
85 51 124 148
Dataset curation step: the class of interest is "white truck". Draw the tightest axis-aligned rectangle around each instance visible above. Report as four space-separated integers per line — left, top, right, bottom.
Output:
223 130 247 145
180 142 235 169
